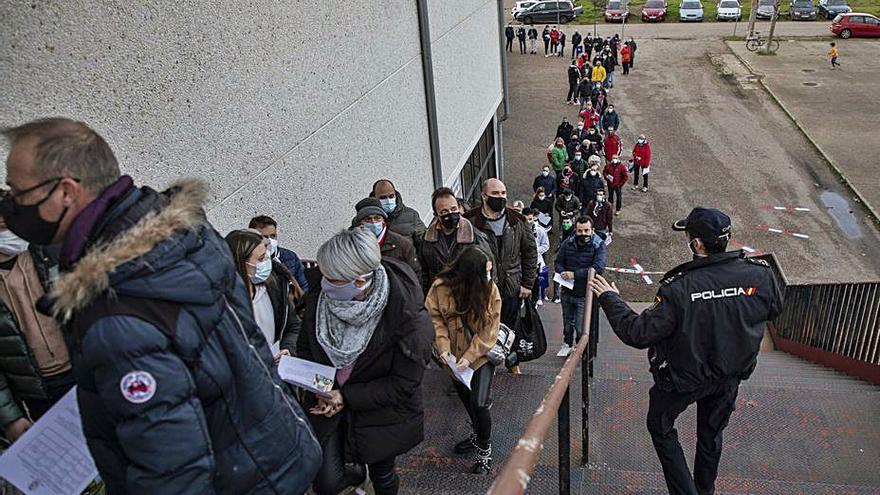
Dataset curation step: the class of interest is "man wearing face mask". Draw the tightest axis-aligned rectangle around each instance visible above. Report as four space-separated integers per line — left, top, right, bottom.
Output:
0 220 73 443
631 134 652 193
351 197 420 280
0 118 321 493
532 166 556 199
603 154 630 215
370 179 427 249
555 188 582 226
555 217 606 356
600 105 620 133
603 128 623 162
463 179 538 340
581 158 606 206
419 187 493 295
586 189 614 241
249 215 309 292
590 208 783 495
570 150 587 177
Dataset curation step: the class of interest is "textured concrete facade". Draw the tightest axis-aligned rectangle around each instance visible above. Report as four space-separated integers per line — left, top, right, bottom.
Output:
1 0 502 257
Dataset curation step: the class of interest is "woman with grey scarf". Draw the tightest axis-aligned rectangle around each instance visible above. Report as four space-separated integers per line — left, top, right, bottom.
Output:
296 228 434 495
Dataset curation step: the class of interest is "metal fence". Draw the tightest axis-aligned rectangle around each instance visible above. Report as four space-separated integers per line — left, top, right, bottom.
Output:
755 253 880 367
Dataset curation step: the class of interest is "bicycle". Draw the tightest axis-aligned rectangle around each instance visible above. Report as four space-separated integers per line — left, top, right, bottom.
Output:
745 32 780 53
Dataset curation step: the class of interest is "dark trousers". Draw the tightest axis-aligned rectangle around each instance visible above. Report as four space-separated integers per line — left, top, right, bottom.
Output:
506 38 513 51
608 186 623 211
567 83 578 102
22 369 76 421
519 39 526 53
550 41 558 54
633 170 648 188
647 381 740 495
630 52 636 67
622 61 630 74
453 363 495 443
314 428 400 495
559 42 565 57
544 39 550 54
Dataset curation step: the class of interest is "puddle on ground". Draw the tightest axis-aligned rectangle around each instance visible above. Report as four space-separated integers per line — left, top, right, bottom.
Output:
801 68 817 73
802 82 819 87
821 191 862 239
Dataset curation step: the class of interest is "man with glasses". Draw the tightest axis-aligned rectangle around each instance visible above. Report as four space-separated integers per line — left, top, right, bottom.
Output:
418 187 493 295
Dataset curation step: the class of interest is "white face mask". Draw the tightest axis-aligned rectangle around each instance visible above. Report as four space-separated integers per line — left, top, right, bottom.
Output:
575 155 582 160
638 138 646 144
267 238 279 257
0 230 29 257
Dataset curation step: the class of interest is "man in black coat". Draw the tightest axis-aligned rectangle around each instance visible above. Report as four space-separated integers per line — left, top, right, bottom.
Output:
517 26 527 54
571 31 582 58
556 117 574 145
566 61 580 104
590 208 784 495
505 23 515 52
528 26 539 54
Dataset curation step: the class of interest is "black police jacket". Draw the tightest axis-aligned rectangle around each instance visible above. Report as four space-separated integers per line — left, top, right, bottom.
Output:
599 251 784 392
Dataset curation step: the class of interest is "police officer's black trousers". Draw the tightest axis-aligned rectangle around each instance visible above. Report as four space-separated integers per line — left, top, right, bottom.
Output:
646 380 740 495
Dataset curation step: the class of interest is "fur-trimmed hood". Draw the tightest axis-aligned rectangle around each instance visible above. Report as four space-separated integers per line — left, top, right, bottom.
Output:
51 179 215 322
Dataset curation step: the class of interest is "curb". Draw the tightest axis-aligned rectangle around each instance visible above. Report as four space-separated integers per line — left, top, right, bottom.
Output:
723 40 880 228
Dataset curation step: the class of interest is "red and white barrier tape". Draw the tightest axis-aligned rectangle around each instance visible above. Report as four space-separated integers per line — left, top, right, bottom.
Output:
763 205 811 212
762 226 810 239
730 240 766 256
630 257 654 285
605 267 665 275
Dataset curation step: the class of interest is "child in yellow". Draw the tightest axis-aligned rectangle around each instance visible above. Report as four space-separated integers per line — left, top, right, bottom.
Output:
829 42 840 69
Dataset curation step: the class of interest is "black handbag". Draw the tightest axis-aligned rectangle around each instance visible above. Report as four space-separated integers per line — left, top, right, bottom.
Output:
512 301 547 363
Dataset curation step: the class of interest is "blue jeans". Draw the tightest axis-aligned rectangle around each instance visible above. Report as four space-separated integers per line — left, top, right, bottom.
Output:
561 292 585 346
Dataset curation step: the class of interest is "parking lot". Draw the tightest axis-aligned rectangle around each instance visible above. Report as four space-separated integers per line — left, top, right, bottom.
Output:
501 37 880 299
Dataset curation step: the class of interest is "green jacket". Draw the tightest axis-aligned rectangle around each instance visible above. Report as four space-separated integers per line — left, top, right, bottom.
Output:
551 146 568 172
0 302 46 428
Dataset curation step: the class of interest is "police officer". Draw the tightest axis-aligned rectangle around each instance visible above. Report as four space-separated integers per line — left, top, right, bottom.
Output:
588 207 784 495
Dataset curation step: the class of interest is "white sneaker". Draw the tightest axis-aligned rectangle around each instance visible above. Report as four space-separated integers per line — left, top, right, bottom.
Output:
536 299 544 306
556 344 572 357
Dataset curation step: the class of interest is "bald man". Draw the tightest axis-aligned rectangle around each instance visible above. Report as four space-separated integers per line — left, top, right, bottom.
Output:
370 179 427 248
464 179 538 341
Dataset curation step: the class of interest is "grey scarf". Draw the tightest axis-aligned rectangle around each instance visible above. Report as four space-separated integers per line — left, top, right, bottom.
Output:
316 265 390 368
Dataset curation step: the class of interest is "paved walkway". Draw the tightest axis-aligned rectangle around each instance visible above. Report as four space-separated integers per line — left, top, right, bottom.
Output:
727 39 880 221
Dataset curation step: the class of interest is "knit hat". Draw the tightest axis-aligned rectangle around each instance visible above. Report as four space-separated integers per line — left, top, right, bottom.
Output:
354 197 387 225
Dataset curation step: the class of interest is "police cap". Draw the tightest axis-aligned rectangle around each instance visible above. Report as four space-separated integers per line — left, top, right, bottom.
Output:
672 207 732 243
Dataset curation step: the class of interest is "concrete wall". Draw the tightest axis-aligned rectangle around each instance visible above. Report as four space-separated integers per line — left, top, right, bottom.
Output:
0 1 502 257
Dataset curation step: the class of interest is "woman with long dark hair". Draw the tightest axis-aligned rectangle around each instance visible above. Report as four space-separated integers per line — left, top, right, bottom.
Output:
425 246 501 474
225 229 302 360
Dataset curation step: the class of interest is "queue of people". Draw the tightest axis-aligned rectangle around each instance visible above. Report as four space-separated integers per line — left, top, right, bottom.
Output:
0 117 545 494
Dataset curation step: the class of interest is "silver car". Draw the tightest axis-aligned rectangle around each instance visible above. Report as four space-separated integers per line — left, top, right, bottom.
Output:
755 0 777 19
679 0 704 20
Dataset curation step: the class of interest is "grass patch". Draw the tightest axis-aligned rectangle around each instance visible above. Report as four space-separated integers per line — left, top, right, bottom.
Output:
571 0 880 23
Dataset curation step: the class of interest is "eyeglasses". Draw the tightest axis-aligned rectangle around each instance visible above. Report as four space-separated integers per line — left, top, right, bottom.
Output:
0 177 81 201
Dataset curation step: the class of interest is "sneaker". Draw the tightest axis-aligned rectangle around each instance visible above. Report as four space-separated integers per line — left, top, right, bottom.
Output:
557 344 572 357
642 187 648 192
615 211 621 216
631 185 639 191
552 297 561 304
454 434 477 455
544 295 551 301
536 298 544 306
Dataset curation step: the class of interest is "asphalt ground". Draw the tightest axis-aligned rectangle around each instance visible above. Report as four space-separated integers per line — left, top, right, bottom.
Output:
728 39 880 220
500 37 880 301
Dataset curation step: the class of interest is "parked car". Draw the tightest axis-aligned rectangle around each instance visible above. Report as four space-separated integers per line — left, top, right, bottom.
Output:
831 12 880 37
515 1 583 24
755 0 777 19
512 1 540 17
716 0 742 20
679 0 705 21
604 0 631 21
818 0 851 19
641 0 669 21
789 0 817 20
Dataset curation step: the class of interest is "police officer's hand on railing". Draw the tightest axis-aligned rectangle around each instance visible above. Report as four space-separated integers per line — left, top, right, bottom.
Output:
589 274 619 297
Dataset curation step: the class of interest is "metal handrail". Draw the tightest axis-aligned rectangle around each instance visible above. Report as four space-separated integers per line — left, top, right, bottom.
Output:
488 269 596 495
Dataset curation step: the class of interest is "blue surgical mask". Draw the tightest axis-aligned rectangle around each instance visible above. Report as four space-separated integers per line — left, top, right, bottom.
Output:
248 258 272 285
379 198 397 213
321 273 373 301
364 222 384 238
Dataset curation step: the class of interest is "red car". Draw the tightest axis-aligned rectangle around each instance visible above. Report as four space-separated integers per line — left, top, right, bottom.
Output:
641 0 669 21
604 0 631 22
831 12 880 38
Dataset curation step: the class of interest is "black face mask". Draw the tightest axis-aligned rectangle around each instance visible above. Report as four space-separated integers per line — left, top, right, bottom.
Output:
440 212 460 230
576 234 592 247
486 196 507 213
0 178 67 246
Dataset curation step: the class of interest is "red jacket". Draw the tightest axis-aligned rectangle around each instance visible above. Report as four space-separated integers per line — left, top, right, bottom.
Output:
632 141 651 168
550 30 560 42
603 161 629 188
620 45 632 63
603 133 623 161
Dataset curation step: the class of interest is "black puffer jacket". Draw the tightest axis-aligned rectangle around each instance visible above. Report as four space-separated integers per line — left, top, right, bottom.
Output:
297 259 434 464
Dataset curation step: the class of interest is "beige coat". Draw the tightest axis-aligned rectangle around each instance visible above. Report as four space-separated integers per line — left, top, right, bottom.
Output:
425 279 501 370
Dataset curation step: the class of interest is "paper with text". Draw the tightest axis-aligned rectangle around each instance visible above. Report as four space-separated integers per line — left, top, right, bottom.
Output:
278 355 336 396
0 387 97 495
553 272 575 290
